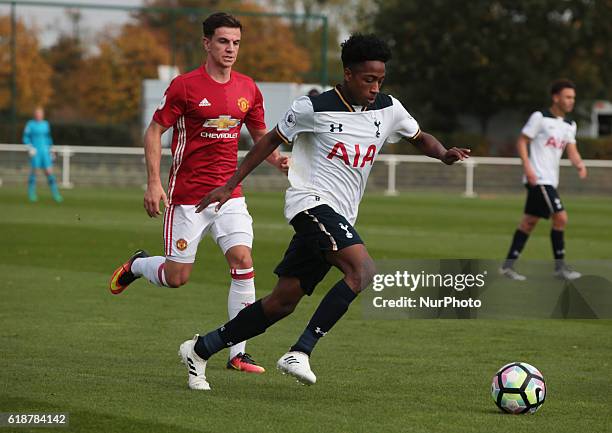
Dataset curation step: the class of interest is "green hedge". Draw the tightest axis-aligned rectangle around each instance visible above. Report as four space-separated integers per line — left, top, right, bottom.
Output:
383 131 490 156
576 137 612 159
51 122 137 147
383 131 611 159
2 112 609 158
0 116 138 147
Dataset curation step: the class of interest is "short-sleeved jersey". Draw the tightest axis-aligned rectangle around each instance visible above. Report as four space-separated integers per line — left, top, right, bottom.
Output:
521 109 577 188
276 86 420 225
153 66 266 204
23 120 53 149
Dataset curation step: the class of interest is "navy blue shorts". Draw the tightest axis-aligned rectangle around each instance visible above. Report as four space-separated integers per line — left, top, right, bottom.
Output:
274 205 364 295
524 184 565 219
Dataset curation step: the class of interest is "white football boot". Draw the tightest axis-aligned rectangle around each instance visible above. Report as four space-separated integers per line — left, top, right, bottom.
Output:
178 335 211 390
499 267 527 281
277 351 317 385
553 265 581 280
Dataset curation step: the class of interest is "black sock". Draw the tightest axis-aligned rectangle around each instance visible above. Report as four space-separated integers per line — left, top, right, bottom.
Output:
194 299 271 360
290 279 357 356
503 229 529 269
551 229 565 268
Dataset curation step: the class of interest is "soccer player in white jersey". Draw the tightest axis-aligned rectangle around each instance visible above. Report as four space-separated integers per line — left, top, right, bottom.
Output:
176 34 470 390
500 79 587 281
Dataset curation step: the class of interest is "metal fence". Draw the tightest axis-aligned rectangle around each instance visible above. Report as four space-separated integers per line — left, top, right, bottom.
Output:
2 144 611 196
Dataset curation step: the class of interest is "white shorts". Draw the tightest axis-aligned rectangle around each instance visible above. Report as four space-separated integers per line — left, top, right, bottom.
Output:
163 197 253 263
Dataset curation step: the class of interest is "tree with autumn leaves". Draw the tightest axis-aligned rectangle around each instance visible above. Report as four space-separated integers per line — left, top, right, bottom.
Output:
0 16 52 116
76 24 170 124
137 0 311 82
3 0 611 138
0 18 168 124
2 3 312 126
366 0 612 133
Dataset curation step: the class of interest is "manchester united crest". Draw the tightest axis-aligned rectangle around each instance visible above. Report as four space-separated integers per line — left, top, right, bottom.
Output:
176 239 188 251
237 97 249 113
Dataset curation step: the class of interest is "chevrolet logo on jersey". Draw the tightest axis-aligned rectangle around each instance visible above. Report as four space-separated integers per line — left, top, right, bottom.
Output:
203 115 241 131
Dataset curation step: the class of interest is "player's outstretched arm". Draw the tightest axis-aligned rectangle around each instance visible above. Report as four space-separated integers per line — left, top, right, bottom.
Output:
409 131 470 165
196 128 285 212
517 134 537 185
566 142 587 179
143 120 169 217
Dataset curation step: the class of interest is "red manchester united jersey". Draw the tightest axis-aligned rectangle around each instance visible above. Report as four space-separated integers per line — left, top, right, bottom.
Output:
153 66 266 204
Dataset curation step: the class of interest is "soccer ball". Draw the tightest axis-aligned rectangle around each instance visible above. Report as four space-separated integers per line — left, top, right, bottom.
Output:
491 362 546 414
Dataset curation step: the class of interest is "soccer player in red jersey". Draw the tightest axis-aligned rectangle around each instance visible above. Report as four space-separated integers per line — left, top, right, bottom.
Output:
109 12 288 376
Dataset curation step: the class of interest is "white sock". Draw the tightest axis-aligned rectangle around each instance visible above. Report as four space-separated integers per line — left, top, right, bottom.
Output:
228 267 255 359
131 256 168 287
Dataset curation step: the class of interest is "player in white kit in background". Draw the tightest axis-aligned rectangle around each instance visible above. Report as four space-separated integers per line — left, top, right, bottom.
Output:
500 79 587 281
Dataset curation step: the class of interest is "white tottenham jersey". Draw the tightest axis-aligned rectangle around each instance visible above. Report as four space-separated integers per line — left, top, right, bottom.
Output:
276 86 420 225
521 109 577 188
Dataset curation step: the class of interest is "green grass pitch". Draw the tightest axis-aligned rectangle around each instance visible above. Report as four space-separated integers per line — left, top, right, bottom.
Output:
1 186 610 433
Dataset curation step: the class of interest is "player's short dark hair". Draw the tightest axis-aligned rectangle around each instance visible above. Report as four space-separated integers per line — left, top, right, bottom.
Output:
202 12 242 38
550 79 576 95
340 33 392 69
